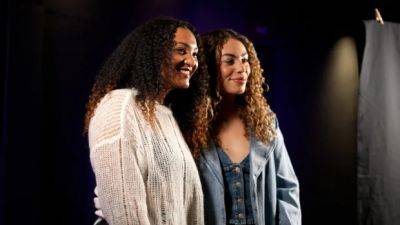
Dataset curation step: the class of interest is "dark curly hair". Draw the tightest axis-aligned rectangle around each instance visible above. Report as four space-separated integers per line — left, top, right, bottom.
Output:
84 17 209 137
182 29 276 156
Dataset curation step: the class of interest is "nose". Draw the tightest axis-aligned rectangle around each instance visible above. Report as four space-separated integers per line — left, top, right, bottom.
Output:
184 54 197 68
236 61 246 74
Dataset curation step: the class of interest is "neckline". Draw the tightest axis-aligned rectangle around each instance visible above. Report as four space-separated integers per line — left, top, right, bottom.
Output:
217 147 250 165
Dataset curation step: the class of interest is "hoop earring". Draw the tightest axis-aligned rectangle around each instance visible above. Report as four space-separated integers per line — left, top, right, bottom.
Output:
265 83 270 92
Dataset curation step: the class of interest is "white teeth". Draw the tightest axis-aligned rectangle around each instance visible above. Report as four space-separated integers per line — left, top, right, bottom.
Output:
178 69 190 75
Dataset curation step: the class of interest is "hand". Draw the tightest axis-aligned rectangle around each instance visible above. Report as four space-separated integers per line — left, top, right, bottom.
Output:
94 187 105 218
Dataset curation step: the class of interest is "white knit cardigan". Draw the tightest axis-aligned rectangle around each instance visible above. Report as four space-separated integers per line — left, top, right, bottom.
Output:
88 89 204 225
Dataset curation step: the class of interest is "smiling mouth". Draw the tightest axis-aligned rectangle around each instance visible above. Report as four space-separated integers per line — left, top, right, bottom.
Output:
229 77 247 83
176 67 192 76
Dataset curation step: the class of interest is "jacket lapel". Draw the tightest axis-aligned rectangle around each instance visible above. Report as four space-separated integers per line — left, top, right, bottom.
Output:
250 134 275 178
200 141 224 186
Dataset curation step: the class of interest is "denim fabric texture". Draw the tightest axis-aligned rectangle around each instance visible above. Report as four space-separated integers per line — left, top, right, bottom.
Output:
217 148 255 225
197 118 301 225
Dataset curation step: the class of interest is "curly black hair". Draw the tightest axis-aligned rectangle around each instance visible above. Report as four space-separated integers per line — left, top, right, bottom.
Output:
84 17 209 134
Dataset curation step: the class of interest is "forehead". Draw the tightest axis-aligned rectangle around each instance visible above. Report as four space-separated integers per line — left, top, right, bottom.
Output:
221 38 247 55
174 27 197 47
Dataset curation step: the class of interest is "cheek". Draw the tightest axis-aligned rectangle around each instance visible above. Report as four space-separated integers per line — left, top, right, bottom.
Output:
245 64 251 74
193 61 199 73
220 65 232 80
170 54 180 67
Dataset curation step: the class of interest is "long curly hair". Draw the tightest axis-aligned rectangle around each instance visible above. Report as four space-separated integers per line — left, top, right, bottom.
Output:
84 17 209 137
187 29 276 155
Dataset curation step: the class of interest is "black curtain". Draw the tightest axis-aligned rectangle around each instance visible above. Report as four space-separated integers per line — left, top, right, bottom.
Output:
2 1 44 224
2 1 99 224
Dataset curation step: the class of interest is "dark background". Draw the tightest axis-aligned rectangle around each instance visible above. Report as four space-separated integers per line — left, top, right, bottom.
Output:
2 0 400 225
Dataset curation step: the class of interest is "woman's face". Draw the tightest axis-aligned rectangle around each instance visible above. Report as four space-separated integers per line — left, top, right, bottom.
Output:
219 38 250 95
161 27 199 89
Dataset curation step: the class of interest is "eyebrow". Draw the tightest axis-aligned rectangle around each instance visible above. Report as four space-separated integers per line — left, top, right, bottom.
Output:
175 42 198 51
222 53 248 58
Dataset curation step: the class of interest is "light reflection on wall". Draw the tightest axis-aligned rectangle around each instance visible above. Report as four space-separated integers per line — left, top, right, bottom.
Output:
314 36 359 215
320 36 359 149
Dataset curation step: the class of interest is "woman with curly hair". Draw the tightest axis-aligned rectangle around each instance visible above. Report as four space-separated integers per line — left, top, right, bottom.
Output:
85 17 208 225
176 29 301 225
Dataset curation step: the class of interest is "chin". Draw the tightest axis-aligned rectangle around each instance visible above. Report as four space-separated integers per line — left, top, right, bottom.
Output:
173 81 190 89
228 88 246 95
238 86 247 94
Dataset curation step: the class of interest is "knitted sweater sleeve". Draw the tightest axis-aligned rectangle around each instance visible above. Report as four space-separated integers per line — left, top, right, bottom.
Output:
88 90 150 225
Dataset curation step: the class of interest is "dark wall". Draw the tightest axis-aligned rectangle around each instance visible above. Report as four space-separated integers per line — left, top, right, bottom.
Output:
3 1 44 224
2 0 399 225
258 21 364 225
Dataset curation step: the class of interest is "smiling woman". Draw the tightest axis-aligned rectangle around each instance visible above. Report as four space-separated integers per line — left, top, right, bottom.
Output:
84 17 208 225
219 38 251 97
162 27 199 90
173 29 301 225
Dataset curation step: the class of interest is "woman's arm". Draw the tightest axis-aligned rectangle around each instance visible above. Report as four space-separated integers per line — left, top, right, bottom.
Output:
89 91 151 225
274 122 302 225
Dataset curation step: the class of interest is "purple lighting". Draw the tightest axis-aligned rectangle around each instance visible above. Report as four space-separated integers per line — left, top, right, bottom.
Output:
256 26 268 34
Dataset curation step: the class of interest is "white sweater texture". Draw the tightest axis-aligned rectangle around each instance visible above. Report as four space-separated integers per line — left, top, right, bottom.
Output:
88 89 204 225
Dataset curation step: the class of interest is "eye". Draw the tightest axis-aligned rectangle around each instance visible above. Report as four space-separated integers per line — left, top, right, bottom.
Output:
242 57 249 63
174 48 186 55
223 58 235 65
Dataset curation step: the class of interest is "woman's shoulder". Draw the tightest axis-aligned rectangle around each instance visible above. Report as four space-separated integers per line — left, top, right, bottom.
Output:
250 111 282 145
94 89 141 115
98 88 137 107
267 112 284 143
88 89 138 146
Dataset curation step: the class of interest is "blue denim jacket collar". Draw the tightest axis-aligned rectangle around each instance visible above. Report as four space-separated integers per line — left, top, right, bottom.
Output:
201 140 224 185
201 133 276 186
250 134 275 178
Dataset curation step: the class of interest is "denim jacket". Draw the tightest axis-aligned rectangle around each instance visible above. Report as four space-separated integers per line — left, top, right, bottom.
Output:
197 121 301 225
